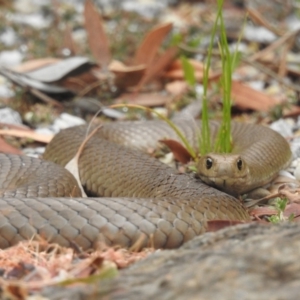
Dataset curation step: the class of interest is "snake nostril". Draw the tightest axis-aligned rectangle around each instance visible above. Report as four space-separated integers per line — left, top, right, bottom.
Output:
206 158 213 170
237 158 243 171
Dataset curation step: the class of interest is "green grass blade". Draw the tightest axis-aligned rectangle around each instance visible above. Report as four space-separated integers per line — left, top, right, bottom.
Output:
180 55 196 87
200 7 222 155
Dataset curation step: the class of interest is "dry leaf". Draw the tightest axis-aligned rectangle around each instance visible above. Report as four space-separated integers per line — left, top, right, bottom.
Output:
280 188 300 204
250 207 278 217
59 66 100 93
231 80 279 111
84 0 111 67
109 60 145 73
115 92 173 107
164 69 203 81
0 137 22 154
61 24 79 55
10 58 61 73
0 122 30 130
283 105 300 118
26 57 90 83
134 23 173 66
136 46 178 92
0 129 53 143
164 58 214 82
284 203 300 218
109 60 145 87
159 139 192 164
165 80 189 96
168 59 205 72
0 67 69 94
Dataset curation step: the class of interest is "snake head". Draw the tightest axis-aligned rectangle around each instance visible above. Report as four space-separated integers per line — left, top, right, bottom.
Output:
197 154 250 196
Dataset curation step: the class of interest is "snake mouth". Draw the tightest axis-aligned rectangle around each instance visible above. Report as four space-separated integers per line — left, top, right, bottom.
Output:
223 179 226 188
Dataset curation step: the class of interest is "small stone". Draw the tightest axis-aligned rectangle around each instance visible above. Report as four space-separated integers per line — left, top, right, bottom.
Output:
270 119 293 138
0 107 22 125
23 147 45 158
290 138 300 159
0 50 23 67
294 160 300 181
52 113 86 132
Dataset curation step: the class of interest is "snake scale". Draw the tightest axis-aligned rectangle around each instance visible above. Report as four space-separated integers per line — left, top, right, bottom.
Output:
0 119 292 250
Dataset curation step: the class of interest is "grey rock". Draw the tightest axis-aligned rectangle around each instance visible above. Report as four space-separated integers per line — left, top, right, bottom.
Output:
0 81 15 98
270 118 293 138
243 25 276 43
0 107 22 125
0 50 23 67
40 223 300 300
51 113 86 133
23 146 45 158
290 137 300 159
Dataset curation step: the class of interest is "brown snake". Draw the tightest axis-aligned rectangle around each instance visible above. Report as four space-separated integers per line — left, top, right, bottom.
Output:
0 119 292 249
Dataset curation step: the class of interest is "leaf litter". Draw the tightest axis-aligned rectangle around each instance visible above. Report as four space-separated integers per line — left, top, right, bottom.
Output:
0 240 152 298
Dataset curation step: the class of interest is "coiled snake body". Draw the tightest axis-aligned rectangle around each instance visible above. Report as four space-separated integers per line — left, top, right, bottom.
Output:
0 120 292 249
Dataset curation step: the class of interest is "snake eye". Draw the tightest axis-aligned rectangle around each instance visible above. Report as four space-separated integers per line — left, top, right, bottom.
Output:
206 157 213 170
237 158 243 171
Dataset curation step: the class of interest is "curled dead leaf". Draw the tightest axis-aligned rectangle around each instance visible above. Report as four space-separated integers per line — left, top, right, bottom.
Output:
231 80 279 111
84 0 111 67
109 60 146 88
159 139 193 164
0 137 22 155
134 23 173 66
0 129 53 144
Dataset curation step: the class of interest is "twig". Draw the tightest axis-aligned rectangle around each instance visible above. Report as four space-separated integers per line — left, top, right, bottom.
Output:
248 28 300 62
30 88 63 108
242 58 300 93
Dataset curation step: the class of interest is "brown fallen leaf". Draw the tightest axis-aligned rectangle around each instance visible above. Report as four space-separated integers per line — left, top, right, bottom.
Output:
167 59 206 73
115 92 173 107
134 23 173 66
109 60 146 88
279 188 300 204
164 69 206 81
164 58 215 82
0 129 53 143
284 203 300 219
283 105 300 118
165 80 189 96
135 46 178 92
0 137 22 155
59 66 101 93
159 139 192 164
250 207 278 217
84 0 111 67
0 122 30 131
231 80 279 111
109 60 145 73
10 58 61 73
61 24 79 55
1 283 28 300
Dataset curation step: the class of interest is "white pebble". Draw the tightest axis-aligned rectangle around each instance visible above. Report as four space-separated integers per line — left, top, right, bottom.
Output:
0 107 22 124
294 161 300 181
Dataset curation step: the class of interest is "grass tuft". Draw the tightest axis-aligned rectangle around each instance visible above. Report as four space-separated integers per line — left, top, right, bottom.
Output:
200 0 240 155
